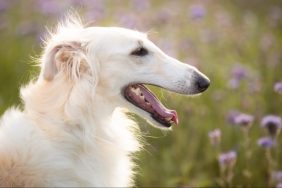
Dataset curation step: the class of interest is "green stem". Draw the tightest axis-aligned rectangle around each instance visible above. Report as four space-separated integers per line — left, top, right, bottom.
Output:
265 149 275 188
242 128 252 187
226 165 234 187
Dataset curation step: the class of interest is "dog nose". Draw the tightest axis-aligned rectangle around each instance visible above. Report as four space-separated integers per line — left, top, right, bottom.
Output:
196 76 210 92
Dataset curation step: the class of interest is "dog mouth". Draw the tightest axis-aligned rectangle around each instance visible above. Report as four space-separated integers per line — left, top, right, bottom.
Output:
123 84 178 127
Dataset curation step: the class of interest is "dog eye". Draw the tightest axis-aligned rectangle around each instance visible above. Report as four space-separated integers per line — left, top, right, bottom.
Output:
131 47 148 56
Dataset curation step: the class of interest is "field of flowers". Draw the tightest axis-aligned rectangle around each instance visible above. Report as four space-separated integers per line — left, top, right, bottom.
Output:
0 0 282 187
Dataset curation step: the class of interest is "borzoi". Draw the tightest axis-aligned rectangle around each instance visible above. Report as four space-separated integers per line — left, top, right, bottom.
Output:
0 17 210 186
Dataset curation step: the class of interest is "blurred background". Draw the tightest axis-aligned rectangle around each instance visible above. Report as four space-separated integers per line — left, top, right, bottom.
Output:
0 0 282 187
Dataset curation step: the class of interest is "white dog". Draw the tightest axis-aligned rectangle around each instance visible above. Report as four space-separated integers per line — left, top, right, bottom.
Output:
0 16 209 187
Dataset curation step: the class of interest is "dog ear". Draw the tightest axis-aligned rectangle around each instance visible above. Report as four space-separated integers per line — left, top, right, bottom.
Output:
42 42 89 81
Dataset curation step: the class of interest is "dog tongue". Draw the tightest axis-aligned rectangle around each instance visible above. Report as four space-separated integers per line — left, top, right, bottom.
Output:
137 84 179 125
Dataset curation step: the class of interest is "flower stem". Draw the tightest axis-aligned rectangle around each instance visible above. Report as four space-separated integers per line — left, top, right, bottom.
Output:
242 128 252 187
265 148 275 188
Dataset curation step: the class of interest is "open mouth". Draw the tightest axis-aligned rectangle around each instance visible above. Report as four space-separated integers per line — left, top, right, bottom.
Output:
123 84 179 127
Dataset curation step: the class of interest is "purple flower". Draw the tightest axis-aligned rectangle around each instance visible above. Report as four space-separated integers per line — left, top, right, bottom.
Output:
274 171 282 183
232 65 247 81
35 0 61 15
277 183 282 188
190 4 206 19
228 64 248 89
227 111 254 128
274 82 282 94
115 12 140 29
218 151 237 168
234 113 254 128
0 0 11 12
35 1 73 16
226 110 240 124
257 137 274 148
228 78 240 89
69 0 85 6
84 0 105 21
132 0 150 11
208 129 221 146
156 8 174 24
261 115 282 136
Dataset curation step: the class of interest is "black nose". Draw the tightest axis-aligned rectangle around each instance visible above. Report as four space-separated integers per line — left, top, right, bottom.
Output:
196 76 210 92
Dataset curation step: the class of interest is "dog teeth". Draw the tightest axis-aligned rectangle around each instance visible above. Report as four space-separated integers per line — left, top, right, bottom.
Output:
131 87 141 95
165 117 173 121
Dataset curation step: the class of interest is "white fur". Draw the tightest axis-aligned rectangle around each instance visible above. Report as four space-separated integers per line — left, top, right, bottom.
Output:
0 16 209 186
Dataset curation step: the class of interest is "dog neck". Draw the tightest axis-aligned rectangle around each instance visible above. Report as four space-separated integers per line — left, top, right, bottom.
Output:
21 76 140 147
20 77 140 186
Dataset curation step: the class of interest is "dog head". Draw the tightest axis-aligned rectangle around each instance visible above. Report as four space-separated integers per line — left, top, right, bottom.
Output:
40 18 210 129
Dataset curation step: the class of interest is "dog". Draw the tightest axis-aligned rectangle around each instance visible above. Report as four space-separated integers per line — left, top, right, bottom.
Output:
0 16 210 187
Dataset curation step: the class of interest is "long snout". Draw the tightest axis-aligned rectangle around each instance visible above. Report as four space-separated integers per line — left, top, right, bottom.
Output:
150 55 210 95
